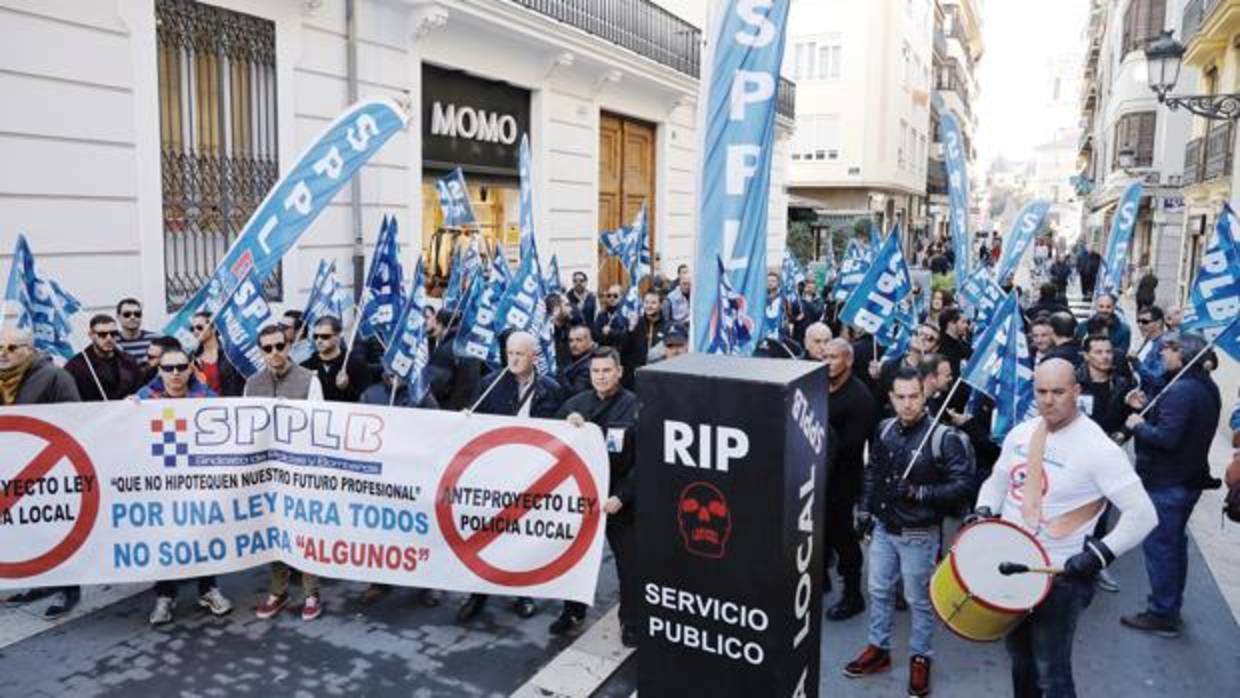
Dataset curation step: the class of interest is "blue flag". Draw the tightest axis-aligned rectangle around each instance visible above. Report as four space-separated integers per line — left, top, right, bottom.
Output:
443 237 482 314
693 1 790 354
544 254 564 295
162 98 409 350
600 205 651 284
763 294 785 340
434 167 477 227
213 269 273 379
959 268 1006 332
838 226 912 335
302 260 346 330
995 200 1049 284
832 239 872 303
453 256 509 363
939 112 972 286
707 255 755 355
518 135 539 268
1183 202 1240 361
491 243 553 371
960 291 1035 441
780 252 805 304
1095 182 1143 301
358 215 405 341
875 296 916 355
383 258 432 403
3 234 81 359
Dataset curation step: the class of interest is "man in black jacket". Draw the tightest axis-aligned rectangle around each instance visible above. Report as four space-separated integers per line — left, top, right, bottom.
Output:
626 291 668 384
548 346 640 646
1121 333 1221 638
845 367 973 696
457 331 564 622
593 284 629 349
557 324 595 397
1042 312 1083 368
64 314 144 401
1077 334 1132 437
822 339 878 621
301 316 372 403
0 326 83 618
936 307 972 377
426 310 483 411
565 271 597 327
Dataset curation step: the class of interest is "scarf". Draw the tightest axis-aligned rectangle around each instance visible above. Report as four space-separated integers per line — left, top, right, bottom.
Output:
0 353 35 405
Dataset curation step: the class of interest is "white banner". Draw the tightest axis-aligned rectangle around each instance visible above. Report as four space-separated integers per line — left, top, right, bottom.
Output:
0 399 610 604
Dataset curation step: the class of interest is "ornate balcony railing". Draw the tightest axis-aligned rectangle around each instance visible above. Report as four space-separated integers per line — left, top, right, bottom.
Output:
1183 136 1203 186
1203 120 1234 181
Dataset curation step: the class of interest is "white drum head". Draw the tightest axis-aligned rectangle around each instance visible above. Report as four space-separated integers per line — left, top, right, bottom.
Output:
951 521 1050 611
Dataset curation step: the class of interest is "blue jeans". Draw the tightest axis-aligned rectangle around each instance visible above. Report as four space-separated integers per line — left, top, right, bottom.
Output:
1142 485 1201 619
1005 575 1094 698
866 521 939 657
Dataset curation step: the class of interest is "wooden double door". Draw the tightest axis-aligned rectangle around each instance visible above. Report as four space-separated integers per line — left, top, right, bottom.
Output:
598 112 656 292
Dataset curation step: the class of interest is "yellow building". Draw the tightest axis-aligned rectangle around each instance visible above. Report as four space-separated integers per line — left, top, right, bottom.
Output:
1178 0 1240 302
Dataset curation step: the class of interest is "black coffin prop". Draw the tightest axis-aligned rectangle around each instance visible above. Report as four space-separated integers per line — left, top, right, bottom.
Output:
636 354 829 698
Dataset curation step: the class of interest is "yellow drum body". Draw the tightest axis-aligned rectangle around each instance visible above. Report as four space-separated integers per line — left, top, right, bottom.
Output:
929 520 1051 642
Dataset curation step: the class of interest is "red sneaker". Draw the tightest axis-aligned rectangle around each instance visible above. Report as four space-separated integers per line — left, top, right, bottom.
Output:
909 654 932 696
255 592 289 619
301 596 322 621
843 644 892 678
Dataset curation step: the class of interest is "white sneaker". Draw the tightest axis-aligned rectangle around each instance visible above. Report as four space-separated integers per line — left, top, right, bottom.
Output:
197 588 233 616
149 596 174 625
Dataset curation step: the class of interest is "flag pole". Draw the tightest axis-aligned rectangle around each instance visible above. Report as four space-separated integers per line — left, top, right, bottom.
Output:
82 347 110 402
467 366 510 413
1135 315 1238 418
900 375 965 481
341 286 371 365
389 376 400 406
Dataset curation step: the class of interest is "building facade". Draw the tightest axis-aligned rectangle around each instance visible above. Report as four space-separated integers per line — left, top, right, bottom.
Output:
1177 0 1240 303
0 0 795 333
1030 50 1085 243
1077 0 1193 309
927 0 984 245
785 0 935 243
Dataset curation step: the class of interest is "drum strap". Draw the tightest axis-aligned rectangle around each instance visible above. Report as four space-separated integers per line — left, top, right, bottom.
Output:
1021 420 1049 529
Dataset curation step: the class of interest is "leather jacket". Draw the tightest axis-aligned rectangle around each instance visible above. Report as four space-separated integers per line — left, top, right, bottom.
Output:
861 414 974 533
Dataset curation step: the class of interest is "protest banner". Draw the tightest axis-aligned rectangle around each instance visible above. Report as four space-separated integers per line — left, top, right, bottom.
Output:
0 400 609 604
1095 182 1143 301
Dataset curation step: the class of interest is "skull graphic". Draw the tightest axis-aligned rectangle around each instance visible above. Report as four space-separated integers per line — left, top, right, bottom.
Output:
678 481 732 559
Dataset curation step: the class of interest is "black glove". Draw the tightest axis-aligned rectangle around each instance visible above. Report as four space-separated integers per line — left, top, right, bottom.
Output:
961 506 997 527
897 480 926 502
854 511 874 539
1062 536 1115 580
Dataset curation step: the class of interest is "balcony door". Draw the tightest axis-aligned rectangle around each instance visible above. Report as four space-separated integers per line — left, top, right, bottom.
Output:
598 112 656 293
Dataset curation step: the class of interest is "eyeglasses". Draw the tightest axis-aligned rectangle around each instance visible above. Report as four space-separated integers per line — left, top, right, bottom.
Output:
606 293 621 299
191 324 208 332
313 333 335 341
0 343 32 354
260 341 287 353
159 363 191 374
120 310 142 319
93 330 121 339
1137 318 1155 325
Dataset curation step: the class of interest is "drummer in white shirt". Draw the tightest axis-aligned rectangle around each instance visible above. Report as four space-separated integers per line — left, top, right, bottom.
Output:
972 358 1156 698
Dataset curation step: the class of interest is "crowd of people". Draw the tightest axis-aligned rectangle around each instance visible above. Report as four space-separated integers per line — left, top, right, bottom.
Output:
1 232 1238 697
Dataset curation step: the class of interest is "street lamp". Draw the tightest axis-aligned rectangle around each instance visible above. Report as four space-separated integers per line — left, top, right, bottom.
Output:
1144 29 1240 120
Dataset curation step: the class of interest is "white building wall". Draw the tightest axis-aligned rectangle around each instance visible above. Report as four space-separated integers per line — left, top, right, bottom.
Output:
1 0 792 336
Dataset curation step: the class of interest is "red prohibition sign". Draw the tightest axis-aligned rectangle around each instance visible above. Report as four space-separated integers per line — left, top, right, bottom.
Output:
0 415 100 578
436 426 601 587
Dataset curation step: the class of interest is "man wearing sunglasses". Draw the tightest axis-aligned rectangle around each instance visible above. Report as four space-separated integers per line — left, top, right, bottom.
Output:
115 298 156 363
64 314 144 402
1131 305 1168 398
0 325 83 619
244 325 326 621
592 284 629 349
134 348 233 623
301 316 370 403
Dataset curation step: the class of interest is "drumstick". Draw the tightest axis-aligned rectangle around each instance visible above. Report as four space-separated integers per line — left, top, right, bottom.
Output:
998 562 1062 576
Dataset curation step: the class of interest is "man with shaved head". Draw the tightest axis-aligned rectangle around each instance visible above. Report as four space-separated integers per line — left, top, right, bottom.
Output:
973 358 1156 696
820 337 878 620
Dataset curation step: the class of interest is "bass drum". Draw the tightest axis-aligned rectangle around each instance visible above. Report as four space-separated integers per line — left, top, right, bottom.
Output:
929 519 1051 642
